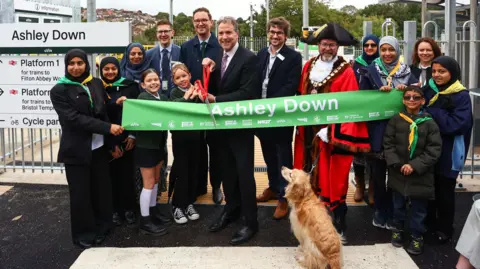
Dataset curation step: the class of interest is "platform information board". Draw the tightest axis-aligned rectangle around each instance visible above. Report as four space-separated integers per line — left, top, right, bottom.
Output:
0 56 63 128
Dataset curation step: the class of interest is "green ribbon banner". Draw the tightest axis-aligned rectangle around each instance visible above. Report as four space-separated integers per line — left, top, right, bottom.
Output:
122 90 404 131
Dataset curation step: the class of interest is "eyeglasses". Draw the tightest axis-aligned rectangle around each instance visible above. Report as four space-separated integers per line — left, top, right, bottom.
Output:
157 30 172 34
364 43 377 48
319 43 337 48
269 30 285 36
194 19 209 24
403 95 423 101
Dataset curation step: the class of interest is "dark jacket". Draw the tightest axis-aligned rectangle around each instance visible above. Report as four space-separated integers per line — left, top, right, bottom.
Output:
105 81 140 146
384 111 442 199
147 44 181 96
169 87 203 141
135 92 169 149
423 87 473 179
359 63 418 153
255 45 302 143
208 44 259 136
50 78 112 165
179 33 222 84
352 61 368 85
410 65 432 86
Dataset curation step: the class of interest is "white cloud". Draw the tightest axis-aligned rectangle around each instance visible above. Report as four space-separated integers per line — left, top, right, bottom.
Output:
80 0 379 19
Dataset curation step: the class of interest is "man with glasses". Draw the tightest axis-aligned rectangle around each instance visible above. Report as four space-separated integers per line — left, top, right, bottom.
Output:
180 7 223 205
147 19 180 97
293 23 370 237
255 17 301 220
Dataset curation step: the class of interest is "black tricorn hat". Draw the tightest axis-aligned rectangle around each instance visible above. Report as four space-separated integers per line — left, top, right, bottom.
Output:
300 23 358 46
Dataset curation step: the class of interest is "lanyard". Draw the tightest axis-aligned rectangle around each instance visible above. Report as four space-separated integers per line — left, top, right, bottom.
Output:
160 49 172 79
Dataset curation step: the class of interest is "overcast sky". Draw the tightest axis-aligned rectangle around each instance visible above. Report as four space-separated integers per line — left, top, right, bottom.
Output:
80 0 379 19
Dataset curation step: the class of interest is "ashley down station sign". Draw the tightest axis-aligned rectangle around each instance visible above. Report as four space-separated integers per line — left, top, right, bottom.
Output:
0 22 131 128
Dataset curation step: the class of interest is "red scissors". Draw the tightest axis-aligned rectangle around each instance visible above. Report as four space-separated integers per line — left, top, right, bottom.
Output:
195 66 217 127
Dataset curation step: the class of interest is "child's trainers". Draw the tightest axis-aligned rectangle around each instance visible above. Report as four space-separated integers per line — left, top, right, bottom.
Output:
185 204 200 221
173 207 188 224
406 236 424 255
391 231 404 248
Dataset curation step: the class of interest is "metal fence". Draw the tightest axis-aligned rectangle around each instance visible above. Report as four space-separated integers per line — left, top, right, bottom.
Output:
2 24 480 177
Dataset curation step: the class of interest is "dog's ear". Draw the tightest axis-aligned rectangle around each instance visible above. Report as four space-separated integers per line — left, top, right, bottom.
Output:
281 166 293 182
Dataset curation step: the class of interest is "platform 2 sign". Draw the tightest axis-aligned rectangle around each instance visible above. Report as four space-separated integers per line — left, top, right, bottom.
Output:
0 22 131 54
0 56 63 128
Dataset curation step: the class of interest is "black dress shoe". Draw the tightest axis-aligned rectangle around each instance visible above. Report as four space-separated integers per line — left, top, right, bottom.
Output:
113 212 123 226
73 239 93 249
139 216 168 236
212 187 223 205
230 225 258 245
94 235 106 245
209 211 238 232
125 211 137 228
150 206 173 226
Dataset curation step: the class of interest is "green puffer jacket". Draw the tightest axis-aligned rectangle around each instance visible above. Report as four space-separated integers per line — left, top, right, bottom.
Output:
383 110 442 199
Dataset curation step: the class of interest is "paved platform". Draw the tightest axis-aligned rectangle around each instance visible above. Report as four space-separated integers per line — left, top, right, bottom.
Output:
1 183 478 269
70 245 418 269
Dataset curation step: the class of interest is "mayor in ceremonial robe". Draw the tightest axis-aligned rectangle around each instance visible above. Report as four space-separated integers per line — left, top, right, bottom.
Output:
293 23 370 236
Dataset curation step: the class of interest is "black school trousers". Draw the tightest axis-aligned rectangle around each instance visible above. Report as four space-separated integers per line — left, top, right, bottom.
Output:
65 147 113 243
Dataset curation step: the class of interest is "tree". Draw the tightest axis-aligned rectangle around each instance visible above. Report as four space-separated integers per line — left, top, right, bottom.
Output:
340 5 358 16
156 12 169 20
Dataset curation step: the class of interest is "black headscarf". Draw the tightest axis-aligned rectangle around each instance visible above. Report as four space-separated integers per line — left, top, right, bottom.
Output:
100 57 122 84
64 49 90 83
432 56 461 90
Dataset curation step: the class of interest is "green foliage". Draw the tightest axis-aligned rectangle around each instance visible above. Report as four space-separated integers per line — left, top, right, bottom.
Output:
135 0 422 44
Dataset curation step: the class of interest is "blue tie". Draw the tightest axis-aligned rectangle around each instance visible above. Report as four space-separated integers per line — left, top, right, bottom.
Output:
162 49 170 83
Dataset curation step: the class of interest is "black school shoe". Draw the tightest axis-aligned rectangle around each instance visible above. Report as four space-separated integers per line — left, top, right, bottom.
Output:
406 236 424 255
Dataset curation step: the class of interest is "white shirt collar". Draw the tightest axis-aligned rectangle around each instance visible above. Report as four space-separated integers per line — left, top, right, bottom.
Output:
198 33 211 44
268 45 283 56
224 42 239 59
160 42 172 53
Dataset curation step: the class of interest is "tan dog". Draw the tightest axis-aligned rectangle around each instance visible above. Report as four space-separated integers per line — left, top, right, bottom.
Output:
282 167 343 269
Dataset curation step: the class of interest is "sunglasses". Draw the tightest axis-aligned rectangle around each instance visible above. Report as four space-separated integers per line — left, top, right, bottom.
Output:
403 95 423 101
364 44 377 48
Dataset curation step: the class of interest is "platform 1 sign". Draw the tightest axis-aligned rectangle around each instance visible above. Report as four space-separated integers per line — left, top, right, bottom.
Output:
0 56 63 128
0 22 131 54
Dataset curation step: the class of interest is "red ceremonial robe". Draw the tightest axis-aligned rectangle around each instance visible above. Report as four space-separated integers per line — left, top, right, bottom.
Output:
293 56 370 210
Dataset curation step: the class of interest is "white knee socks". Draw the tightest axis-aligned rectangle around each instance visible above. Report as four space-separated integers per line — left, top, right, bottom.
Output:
140 188 152 217
150 183 158 207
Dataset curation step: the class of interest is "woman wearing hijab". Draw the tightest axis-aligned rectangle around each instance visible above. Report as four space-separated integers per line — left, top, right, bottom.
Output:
50 49 124 249
120 42 152 83
359 36 418 230
410 37 442 87
423 56 473 243
100 57 140 228
352 34 380 204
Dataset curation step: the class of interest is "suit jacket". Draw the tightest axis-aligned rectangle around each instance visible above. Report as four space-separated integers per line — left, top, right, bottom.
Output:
147 43 180 96
255 45 302 143
179 33 222 83
208 44 259 136
50 78 112 165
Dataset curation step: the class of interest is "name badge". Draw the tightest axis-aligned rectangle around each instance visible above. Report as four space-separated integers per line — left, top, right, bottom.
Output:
277 54 285 61
162 81 169 91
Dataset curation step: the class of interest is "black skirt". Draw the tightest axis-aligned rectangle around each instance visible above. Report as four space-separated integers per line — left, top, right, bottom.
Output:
134 147 164 168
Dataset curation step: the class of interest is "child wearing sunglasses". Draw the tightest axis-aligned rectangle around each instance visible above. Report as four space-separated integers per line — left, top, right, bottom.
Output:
383 87 442 255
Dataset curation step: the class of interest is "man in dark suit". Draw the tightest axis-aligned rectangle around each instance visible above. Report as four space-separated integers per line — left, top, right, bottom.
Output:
255 17 302 220
179 7 223 204
202 17 259 245
147 19 180 97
